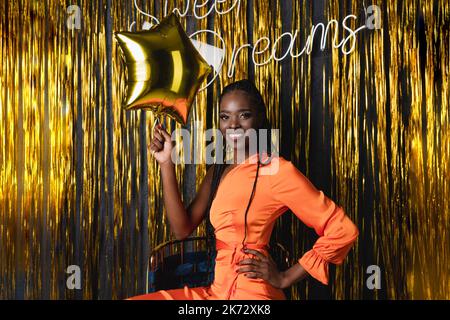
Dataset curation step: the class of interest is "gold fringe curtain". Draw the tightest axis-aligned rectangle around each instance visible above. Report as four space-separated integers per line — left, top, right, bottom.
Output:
0 0 448 300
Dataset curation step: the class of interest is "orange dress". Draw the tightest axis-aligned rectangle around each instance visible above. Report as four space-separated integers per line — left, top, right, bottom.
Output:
128 152 359 300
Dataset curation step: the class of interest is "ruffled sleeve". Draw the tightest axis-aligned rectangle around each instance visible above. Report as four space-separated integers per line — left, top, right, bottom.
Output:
269 158 359 285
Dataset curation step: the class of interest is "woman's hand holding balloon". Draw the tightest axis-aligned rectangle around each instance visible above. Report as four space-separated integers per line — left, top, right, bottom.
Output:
149 124 174 167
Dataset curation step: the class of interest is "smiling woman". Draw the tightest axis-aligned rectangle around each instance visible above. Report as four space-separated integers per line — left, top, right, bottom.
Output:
128 79 359 300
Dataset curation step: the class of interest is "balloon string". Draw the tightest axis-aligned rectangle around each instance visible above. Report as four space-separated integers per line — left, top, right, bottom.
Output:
151 117 159 133
152 114 167 130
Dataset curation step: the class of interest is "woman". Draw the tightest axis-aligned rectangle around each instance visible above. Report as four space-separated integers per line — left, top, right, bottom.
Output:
128 80 359 300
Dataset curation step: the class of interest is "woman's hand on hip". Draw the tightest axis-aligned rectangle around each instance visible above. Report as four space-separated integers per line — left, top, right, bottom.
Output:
236 249 288 289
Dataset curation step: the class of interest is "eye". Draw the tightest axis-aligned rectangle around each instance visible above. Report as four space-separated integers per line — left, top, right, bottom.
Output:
219 114 229 120
240 112 251 119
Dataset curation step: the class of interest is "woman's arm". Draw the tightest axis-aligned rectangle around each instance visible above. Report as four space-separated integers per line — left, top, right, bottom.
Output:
269 158 359 285
159 161 214 240
280 263 309 289
150 124 214 240
159 161 193 240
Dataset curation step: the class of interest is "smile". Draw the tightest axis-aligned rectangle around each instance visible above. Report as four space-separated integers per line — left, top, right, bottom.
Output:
228 133 244 140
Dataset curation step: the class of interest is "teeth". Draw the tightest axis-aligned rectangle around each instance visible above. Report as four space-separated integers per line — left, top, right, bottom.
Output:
229 133 243 138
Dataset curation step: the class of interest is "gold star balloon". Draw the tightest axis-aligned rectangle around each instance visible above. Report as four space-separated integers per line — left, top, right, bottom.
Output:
114 13 213 125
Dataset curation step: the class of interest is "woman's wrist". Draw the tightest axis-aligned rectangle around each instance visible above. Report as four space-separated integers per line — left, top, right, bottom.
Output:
280 263 308 289
279 271 290 289
160 159 174 171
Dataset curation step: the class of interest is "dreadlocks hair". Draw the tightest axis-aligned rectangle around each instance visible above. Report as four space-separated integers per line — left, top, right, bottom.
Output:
203 79 274 284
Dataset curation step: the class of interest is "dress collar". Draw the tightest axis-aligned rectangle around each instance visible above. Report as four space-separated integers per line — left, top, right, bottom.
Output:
223 151 270 165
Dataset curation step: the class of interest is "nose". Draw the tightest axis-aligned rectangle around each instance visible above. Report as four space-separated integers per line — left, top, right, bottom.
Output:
228 117 241 130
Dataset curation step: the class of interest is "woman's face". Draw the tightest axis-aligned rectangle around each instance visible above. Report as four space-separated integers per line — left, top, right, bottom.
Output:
219 90 262 152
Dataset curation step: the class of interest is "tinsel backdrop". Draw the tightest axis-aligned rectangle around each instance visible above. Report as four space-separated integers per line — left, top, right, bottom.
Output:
0 0 449 300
